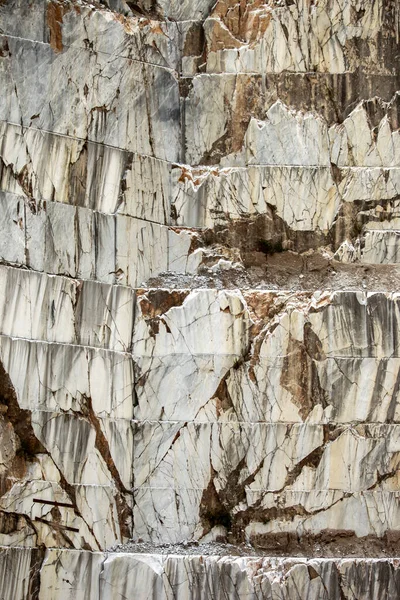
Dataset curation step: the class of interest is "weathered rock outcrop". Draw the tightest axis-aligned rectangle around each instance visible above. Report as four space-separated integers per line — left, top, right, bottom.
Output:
0 0 399 598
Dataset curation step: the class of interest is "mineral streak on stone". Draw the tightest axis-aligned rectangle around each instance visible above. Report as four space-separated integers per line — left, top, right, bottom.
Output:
0 0 400 598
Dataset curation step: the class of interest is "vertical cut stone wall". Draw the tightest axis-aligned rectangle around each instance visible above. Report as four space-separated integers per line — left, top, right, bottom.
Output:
0 0 399 597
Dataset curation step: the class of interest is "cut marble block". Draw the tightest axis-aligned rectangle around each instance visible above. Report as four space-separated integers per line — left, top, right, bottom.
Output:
120 154 171 223
0 191 200 284
59 6 183 70
0 122 172 222
99 554 400 600
0 547 41 600
132 289 400 426
133 422 327 491
134 352 400 424
228 355 400 424
133 288 254 357
184 88 400 166
0 0 185 70
1 547 400 600
133 353 240 421
133 486 400 545
30 411 133 488
0 265 134 350
0 358 133 550
0 336 134 418
132 420 400 542
0 37 180 162
0 121 131 215
0 192 25 265
172 163 400 232
115 216 168 286
0 478 132 550
361 230 400 264
133 288 400 357
39 548 103 600
26 203 116 284
171 164 341 230
243 491 400 542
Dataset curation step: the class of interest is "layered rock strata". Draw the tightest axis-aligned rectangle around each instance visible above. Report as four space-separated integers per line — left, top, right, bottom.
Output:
0 0 399 598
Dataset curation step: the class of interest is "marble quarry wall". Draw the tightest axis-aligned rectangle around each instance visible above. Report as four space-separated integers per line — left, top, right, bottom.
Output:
0 0 400 597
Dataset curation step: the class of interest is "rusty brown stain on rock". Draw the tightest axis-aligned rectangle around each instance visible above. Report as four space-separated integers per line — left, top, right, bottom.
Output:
69 142 88 206
0 510 35 541
199 472 232 537
27 546 46 600
211 0 271 46
183 22 205 57
177 166 204 186
138 289 190 319
206 19 243 53
148 21 165 35
243 291 283 323
281 331 328 420
304 321 326 361
200 457 267 539
0 361 45 457
211 375 234 416
246 529 400 557
47 2 67 53
0 361 105 550
83 395 132 539
137 290 190 339
194 75 265 164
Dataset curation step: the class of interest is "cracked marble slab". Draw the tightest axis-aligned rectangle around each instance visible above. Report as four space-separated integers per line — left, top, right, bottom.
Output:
0 0 184 70
0 336 134 418
0 190 201 285
0 36 180 162
2 547 400 600
0 265 135 350
132 419 400 541
132 288 254 357
201 0 398 76
0 0 400 588
0 479 131 550
132 289 400 426
184 92 400 166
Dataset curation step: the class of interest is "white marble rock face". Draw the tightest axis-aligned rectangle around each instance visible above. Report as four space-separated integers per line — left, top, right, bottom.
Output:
0 0 399 597
2 547 400 600
201 0 396 76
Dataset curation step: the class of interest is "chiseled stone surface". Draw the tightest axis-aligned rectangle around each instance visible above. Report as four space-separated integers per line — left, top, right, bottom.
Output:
0 0 400 598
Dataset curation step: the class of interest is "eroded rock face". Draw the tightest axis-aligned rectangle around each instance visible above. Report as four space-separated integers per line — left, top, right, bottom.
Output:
0 0 399 597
